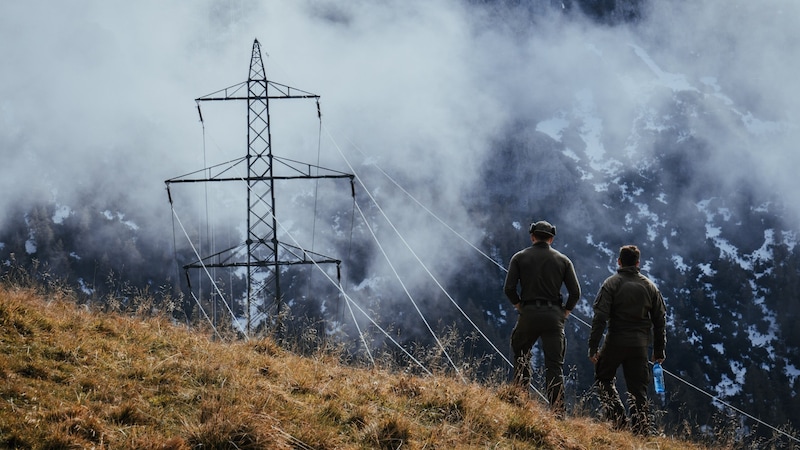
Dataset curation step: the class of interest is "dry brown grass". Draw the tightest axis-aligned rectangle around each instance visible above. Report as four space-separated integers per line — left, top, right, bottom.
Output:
0 284 709 449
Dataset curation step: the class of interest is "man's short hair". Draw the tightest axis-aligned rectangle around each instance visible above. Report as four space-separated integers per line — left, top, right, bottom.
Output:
619 245 640 266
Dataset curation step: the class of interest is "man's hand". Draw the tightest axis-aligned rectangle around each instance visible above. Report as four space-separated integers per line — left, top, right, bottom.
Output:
589 353 599 365
564 309 571 319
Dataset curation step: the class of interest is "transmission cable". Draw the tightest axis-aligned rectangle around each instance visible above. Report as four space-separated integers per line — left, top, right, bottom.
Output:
320 124 800 439
230 163 436 372
323 124 548 398
199 102 218 328
167 186 184 320
188 95 797 442
661 365 798 443
320 138 466 382
239 163 442 373
271 221 425 373
306 99 324 306
224 164 383 365
350 186 464 381
179 60 430 373
168 204 246 340
333 131 506 273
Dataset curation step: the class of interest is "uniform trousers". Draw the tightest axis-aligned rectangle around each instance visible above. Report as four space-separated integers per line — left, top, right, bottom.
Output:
594 344 651 434
510 304 566 413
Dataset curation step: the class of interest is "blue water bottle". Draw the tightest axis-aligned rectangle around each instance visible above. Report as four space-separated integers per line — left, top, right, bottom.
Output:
653 362 665 394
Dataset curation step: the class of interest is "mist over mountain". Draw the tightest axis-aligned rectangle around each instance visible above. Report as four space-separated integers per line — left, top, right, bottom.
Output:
2 0 799 444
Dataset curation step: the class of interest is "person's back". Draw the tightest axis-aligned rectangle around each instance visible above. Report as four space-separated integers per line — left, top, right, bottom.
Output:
588 245 666 435
504 243 577 307
599 268 662 347
503 220 581 417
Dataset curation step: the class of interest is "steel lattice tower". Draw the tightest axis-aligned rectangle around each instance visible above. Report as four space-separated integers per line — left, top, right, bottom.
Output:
166 39 354 336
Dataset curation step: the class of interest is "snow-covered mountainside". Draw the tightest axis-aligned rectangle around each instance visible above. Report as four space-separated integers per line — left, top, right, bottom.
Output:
468 37 800 438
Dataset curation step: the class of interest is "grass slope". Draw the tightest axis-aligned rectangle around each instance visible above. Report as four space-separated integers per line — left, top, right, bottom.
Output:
0 285 705 449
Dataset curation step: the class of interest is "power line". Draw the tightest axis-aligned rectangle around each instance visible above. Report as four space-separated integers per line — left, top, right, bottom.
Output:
320 125 800 445
346 178 464 382
170 40 797 444
324 124 547 399
181 110 799 443
263 187 430 375
168 203 245 340
661 365 800 444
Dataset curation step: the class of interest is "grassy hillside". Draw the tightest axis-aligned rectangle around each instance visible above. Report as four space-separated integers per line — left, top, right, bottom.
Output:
0 284 707 449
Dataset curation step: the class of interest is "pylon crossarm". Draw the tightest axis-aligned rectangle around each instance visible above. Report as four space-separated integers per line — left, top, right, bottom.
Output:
266 80 319 98
195 80 319 102
186 259 340 269
278 242 342 264
195 81 248 101
182 243 248 269
165 157 247 183
274 155 355 177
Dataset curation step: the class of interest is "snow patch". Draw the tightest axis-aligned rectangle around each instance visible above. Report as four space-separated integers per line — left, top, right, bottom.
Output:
562 147 580 162
630 44 699 93
697 263 716 277
741 112 784 136
53 204 72 224
573 89 623 177
714 361 745 398
671 255 689 273
102 210 140 231
785 361 800 382
705 223 721 239
585 234 615 261
783 230 798 251
536 116 569 142
686 329 702 345
77 278 94 295
25 239 37 254
594 182 609 192
746 323 775 350
700 76 734 106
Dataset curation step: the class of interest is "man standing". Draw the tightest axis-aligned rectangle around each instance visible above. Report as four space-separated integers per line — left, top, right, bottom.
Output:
504 220 581 416
588 245 666 435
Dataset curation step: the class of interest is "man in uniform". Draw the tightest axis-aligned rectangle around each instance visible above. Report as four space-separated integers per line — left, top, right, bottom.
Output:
504 220 581 416
588 244 666 435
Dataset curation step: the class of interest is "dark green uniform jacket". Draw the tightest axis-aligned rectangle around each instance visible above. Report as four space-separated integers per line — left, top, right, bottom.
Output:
588 266 666 358
503 241 581 310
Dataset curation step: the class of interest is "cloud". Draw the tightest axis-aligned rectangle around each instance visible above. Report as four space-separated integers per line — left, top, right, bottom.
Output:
639 2 800 201
1 0 798 285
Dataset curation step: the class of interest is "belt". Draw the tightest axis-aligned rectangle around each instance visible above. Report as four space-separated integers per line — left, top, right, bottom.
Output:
520 299 561 307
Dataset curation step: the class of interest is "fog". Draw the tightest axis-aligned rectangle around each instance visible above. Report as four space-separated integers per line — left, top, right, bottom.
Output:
2 0 798 290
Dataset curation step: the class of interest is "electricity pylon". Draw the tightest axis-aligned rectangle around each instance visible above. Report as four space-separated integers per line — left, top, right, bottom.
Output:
166 39 354 337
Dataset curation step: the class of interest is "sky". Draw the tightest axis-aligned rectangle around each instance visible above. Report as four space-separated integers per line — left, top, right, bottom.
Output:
1 0 799 281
